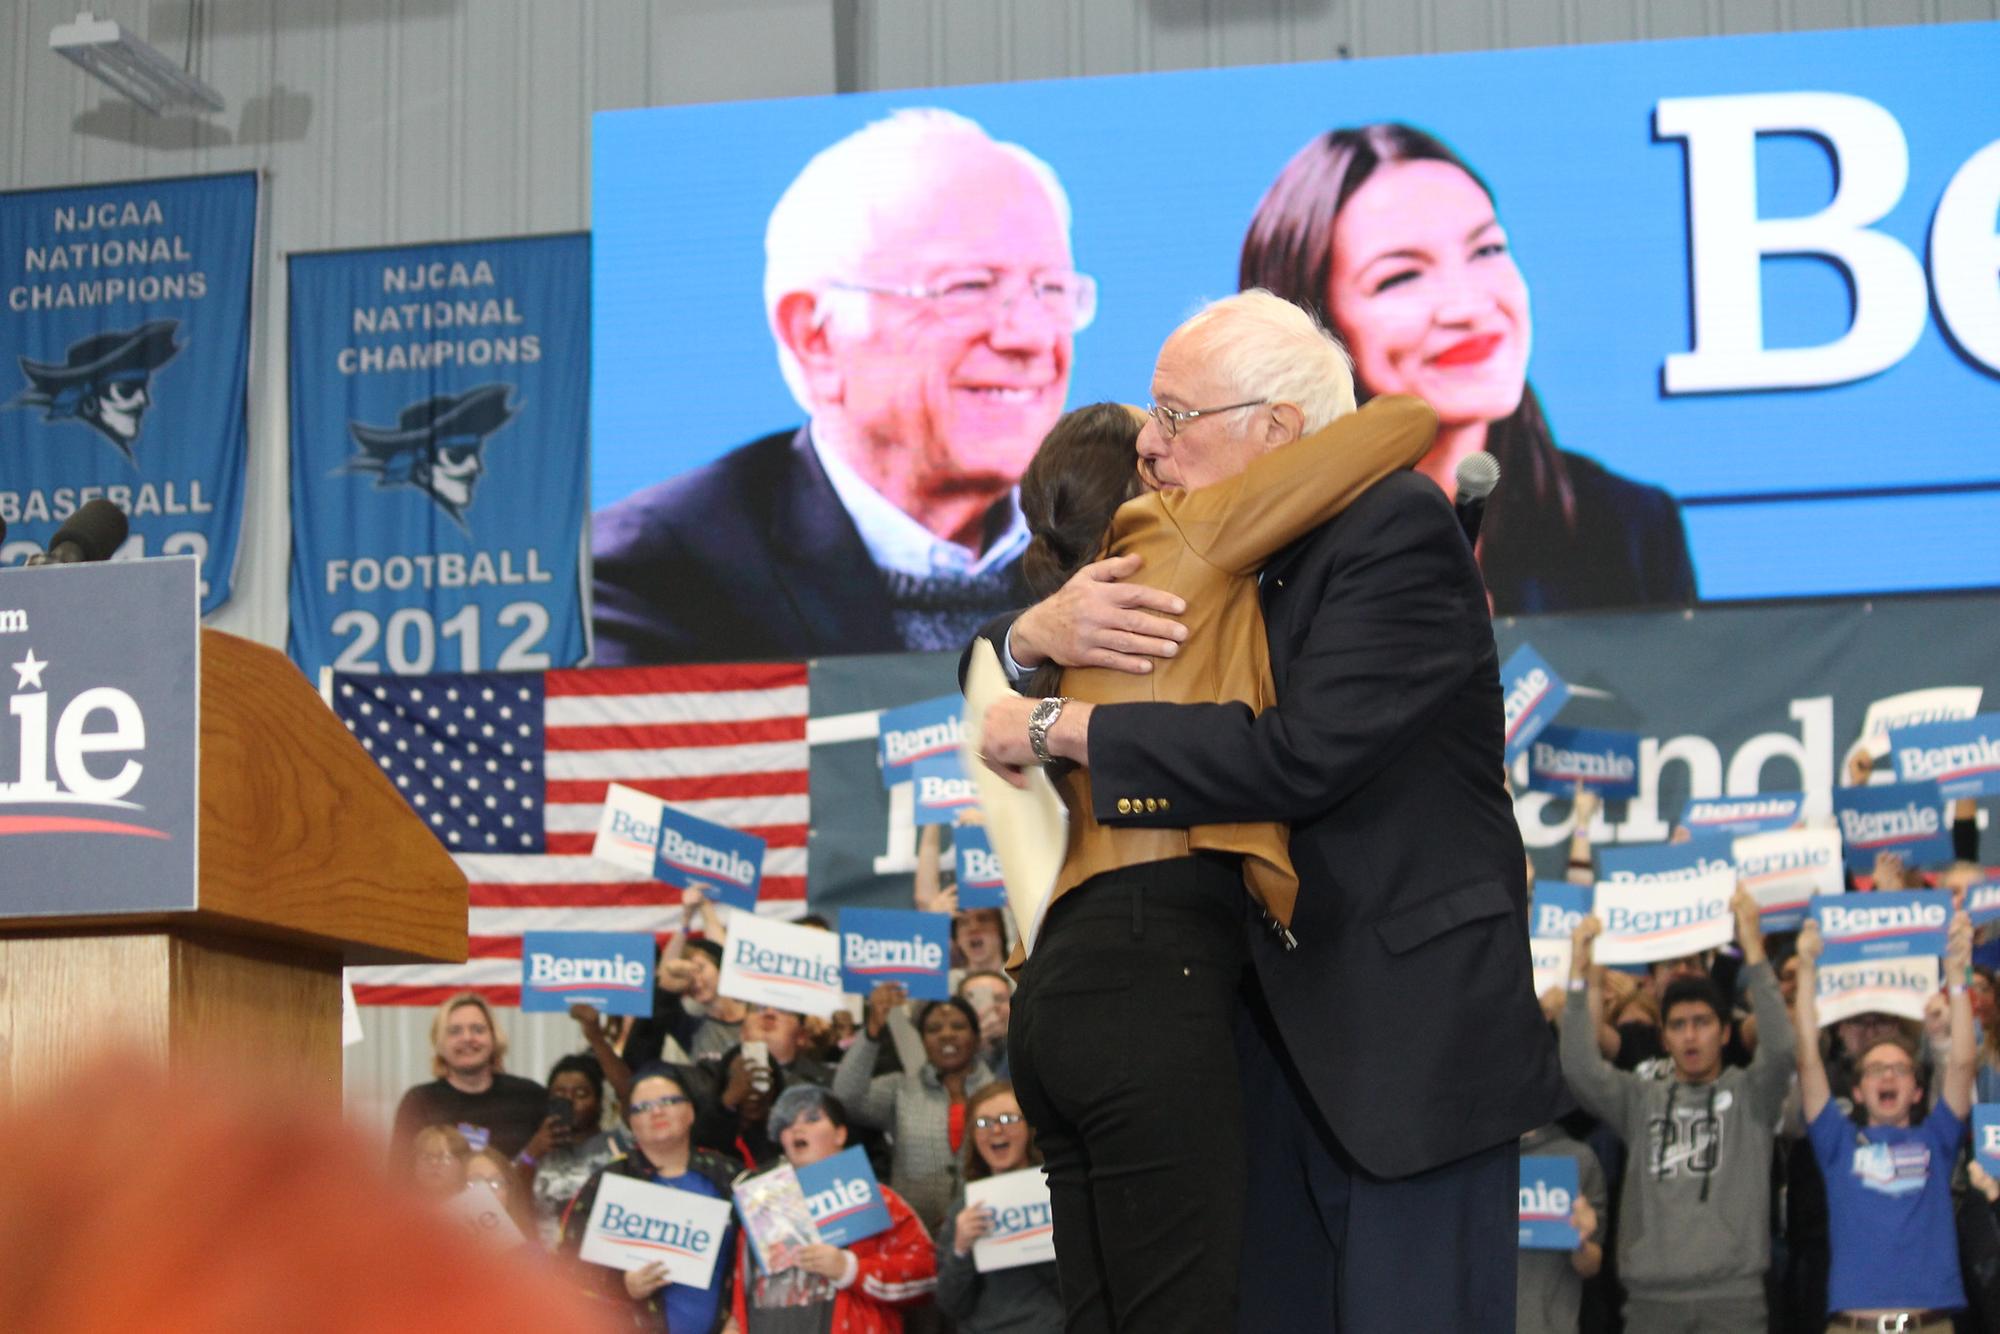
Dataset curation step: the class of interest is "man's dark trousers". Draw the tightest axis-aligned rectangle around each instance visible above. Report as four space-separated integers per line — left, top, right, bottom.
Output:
1235 966 1518 1332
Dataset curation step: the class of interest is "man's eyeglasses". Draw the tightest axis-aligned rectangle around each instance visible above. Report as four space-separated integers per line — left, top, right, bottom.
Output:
973 1112 1025 1132
630 1094 691 1116
1145 399 1267 440
829 268 1097 332
1858 1061 1916 1080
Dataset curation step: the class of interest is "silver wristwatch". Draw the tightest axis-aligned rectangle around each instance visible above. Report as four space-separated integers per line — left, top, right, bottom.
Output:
1026 696 1069 765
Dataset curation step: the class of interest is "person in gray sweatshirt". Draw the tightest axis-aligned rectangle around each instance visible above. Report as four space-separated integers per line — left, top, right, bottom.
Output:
1562 886 1796 1334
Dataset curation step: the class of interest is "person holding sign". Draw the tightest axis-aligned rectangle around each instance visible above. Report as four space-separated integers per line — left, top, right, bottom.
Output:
728 1086 939 1333
559 1064 741 1332
1793 912 1975 1330
1562 889 1796 1334
1515 1123 1605 1334
936 1082 1063 1332
973 292 1562 1330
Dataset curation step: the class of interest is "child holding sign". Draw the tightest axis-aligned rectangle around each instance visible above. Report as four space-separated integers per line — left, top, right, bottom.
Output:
727 1086 937 1333
936 1082 1064 1329
1794 910 1975 1329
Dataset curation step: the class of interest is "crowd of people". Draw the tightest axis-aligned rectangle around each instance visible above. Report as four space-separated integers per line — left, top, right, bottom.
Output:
389 874 1057 1333
385 762 1996 1334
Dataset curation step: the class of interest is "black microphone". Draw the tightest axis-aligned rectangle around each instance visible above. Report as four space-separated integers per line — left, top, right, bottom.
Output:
1454 453 1500 545
26 499 130 565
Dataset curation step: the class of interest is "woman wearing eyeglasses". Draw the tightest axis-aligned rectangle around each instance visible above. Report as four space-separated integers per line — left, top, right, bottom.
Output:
465 1146 542 1246
408 1123 472 1202
559 1063 741 1333
935 1082 1061 1332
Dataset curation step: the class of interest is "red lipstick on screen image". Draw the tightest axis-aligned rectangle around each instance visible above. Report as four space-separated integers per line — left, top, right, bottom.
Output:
1431 332 1504 368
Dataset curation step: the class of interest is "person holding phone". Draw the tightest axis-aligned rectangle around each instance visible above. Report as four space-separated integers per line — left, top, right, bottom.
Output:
531 1055 629 1244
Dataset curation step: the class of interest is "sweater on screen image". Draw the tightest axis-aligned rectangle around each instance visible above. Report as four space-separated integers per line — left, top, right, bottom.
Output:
1559 961 1796 1302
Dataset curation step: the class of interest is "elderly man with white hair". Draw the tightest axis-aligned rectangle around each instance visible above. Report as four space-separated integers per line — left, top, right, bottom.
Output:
592 108 1091 664
974 290 1564 1332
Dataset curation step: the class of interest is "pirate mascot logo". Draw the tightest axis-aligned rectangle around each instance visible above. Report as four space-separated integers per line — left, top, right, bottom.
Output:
339 383 517 530
7 319 182 464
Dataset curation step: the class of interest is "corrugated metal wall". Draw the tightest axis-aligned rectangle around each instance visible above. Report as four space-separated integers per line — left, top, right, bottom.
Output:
4 0 1991 1135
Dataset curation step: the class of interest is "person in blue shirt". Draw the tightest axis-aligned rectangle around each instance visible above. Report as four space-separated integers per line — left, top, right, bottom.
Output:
559 1063 742 1333
1794 910 1975 1333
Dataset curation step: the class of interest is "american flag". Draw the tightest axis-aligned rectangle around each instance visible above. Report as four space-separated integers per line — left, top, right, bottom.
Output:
337 663 809 1005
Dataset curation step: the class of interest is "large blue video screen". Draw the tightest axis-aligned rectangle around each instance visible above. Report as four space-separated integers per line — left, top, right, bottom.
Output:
591 22 2000 665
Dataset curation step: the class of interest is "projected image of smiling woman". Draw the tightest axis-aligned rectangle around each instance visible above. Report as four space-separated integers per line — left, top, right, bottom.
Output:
1241 123 1697 615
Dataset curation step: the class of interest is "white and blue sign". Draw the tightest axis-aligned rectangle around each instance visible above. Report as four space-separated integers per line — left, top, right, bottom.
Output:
1527 725 1640 800
839 906 951 1000
1679 791 1805 838
520 931 657 1016
1501 645 1569 765
1518 1156 1581 1251
878 694 964 789
1889 714 2000 800
1529 881 1593 941
794 1146 892 1247
1834 779 1952 873
0 558 199 915
1733 828 1843 932
953 824 1007 911
912 750 977 826
1967 882 2000 930
287 234 589 679
0 173 256 613
1974 1106 2000 1178
654 803 766 913
1811 889 1952 965
1596 837 1735 886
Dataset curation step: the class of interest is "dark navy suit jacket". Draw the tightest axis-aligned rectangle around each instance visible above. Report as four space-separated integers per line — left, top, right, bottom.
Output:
973 471 1566 1179
591 426 1028 665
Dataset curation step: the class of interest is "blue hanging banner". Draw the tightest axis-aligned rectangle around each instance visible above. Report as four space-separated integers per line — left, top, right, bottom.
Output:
0 172 256 614
287 234 589 679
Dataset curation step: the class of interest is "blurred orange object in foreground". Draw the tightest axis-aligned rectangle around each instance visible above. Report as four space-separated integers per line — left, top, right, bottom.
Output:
0 1055 622 1334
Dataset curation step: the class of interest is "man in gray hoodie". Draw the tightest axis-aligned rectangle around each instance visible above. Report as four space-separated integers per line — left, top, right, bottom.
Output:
1562 887 1796 1334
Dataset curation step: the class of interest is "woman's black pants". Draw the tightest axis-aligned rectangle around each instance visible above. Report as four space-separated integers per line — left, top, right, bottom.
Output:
1007 855 1247 1333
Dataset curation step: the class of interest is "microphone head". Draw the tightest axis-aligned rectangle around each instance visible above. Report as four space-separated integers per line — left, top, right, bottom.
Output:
50 499 130 562
1454 451 1501 503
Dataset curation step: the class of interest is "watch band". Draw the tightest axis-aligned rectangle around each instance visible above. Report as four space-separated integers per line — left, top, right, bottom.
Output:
1027 696 1068 765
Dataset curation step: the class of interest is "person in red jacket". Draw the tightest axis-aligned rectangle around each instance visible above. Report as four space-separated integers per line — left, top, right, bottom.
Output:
729 1086 937 1333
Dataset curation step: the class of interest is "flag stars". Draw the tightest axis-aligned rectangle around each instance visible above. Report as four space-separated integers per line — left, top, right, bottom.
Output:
446 689 459 702
340 683 354 698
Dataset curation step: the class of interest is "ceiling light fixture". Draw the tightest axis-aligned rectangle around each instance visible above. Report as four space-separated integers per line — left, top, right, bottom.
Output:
50 10 225 117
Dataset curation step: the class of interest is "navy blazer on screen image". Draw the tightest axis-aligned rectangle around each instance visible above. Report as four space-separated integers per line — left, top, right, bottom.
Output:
975 470 1566 1179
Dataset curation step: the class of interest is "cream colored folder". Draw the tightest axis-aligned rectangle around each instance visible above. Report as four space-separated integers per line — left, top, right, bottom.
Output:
960 640 1068 956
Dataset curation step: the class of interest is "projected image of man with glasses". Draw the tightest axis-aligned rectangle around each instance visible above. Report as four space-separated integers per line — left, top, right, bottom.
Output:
592 108 1094 664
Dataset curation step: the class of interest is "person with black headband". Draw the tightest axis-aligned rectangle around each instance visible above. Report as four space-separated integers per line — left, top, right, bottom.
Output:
1561 887 1796 1334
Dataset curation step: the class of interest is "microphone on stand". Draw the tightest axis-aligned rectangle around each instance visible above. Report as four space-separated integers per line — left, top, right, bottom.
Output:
24 499 130 566
1453 453 1500 546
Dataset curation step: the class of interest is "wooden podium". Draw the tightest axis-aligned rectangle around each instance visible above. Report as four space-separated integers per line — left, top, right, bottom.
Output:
0 628 467 1103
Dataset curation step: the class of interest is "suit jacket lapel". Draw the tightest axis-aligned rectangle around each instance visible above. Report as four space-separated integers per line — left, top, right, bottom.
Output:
766 427 901 652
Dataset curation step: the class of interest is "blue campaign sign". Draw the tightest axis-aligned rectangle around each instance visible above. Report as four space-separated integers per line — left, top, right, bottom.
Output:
1975 1106 2000 1179
520 931 657 1016
1968 882 2000 930
1834 779 1953 872
1527 725 1640 800
0 173 256 613
1596 836 1735 886
1519 1156 1581 1251
653 803 766 912
1811 889 1952 965
953 824 1008 911
1528 881 1592 941
1889 714 2000 800
795 1146 892 1247
286 234 589 680
0 558 199 914
911 750 978 827
594 23 2000 634
1500 645 1569 765
839 906 951 1000
1678 791 1805 837
877 694 965 789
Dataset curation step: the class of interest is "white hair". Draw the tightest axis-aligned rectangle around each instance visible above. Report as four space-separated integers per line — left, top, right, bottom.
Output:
1175 289 1356 434
763 108 1073 410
